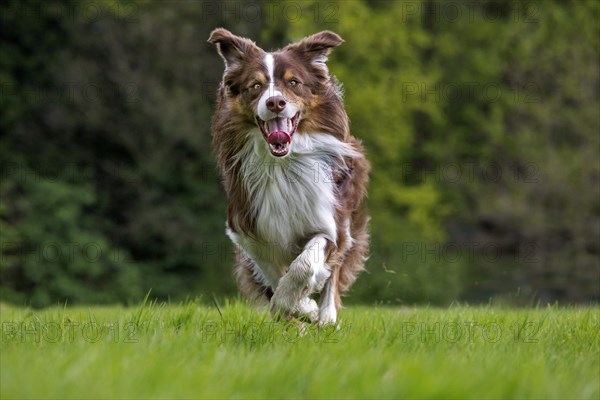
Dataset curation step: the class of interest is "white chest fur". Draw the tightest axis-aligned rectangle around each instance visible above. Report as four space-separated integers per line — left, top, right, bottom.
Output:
226 129 357 289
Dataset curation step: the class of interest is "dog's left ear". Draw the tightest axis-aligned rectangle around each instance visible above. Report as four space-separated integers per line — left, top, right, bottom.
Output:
208 28 260 71
287 31 344 69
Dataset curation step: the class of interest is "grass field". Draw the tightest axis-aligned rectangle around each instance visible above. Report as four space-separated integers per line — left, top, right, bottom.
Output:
1 298 598 399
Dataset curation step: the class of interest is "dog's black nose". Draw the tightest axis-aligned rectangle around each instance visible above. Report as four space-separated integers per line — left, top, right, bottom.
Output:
266 96 286 113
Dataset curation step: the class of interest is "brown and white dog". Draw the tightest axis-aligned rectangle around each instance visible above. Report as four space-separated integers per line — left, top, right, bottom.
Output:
208 28 369 325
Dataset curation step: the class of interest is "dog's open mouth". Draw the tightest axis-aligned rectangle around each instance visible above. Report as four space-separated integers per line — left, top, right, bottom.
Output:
257 112 300 157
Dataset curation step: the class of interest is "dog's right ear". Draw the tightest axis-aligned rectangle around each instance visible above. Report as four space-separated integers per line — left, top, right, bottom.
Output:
208 28 258 70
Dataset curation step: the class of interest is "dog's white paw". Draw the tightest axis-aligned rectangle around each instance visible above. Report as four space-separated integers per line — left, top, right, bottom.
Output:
270 294 319 322
297 297 319 322
318 302 337 326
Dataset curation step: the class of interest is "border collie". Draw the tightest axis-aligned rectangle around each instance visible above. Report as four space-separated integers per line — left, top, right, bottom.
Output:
208 28 369 325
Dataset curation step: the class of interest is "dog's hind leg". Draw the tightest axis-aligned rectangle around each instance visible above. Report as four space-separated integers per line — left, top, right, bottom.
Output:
269 235 330 321
233 248 273 305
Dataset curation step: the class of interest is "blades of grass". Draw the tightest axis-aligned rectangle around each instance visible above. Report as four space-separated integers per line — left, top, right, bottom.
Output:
132 289 153 326
211 293 224 323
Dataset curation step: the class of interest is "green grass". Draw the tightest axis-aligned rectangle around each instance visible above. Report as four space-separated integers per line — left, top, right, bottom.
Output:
1 299 598 399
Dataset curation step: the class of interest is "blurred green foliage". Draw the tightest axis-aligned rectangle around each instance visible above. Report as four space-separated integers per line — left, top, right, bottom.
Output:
1 0 598 307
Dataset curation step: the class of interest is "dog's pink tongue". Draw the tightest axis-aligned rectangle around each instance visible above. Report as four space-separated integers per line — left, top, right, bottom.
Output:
267 117 291 145
267 117 288 135
267 131 290 146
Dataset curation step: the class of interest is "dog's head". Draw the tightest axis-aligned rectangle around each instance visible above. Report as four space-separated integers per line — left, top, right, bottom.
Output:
208 28 344 158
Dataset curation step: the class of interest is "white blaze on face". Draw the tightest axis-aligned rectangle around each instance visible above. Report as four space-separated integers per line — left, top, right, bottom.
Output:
265 53 275 92
256 53 298 121
257 53 282 120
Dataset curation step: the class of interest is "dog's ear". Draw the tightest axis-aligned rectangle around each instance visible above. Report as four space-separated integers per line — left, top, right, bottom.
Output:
208 28 259 70
286 31 344 69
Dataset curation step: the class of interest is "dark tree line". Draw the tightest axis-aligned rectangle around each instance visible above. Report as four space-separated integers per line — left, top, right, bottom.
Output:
1 1 598 307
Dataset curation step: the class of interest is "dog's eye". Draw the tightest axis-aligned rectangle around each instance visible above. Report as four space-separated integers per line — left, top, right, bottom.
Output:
288 80 299 87
252 83 262 90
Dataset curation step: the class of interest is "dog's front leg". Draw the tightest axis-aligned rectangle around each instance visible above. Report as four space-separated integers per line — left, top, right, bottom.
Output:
318 276 338 325
270 235 331 321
